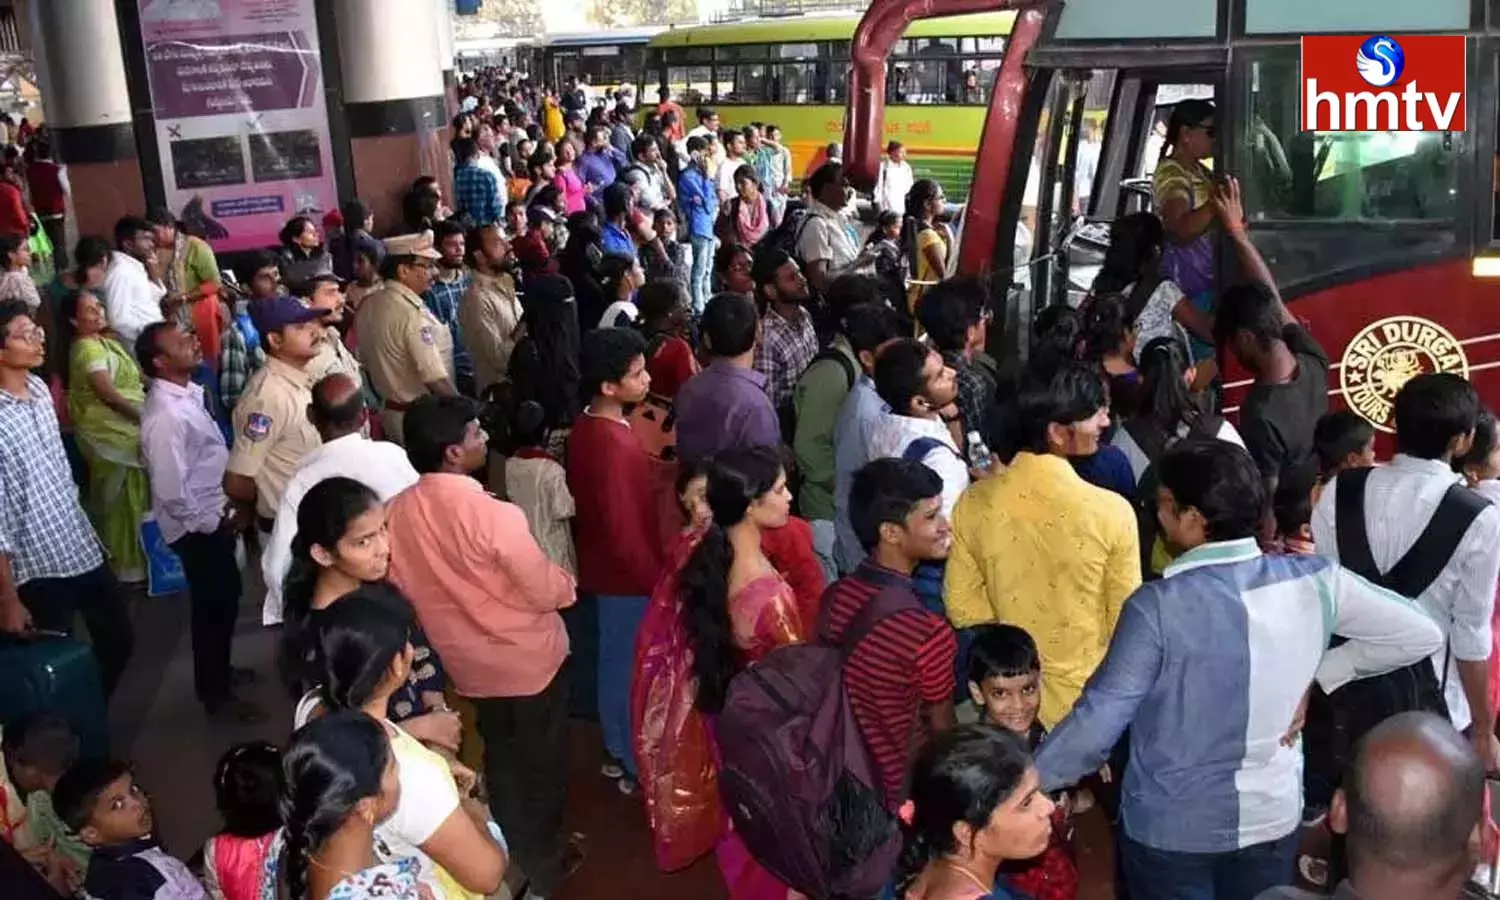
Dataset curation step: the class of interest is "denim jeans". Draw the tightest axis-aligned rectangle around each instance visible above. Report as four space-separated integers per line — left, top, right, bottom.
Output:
1119 830 1298 900
689 234 716 315
596 593 650 777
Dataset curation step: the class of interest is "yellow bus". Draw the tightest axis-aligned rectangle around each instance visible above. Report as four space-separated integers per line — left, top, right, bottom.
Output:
644 12 1015 198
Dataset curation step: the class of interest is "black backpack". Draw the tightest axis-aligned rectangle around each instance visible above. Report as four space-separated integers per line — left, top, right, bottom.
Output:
756 200 811 263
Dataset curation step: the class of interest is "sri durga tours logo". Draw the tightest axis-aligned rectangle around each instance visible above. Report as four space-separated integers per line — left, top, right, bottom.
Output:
1340 316 1469 433
1302 34 1466 131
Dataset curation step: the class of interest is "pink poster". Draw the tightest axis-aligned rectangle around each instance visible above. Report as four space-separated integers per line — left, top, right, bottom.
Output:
137 0 338 253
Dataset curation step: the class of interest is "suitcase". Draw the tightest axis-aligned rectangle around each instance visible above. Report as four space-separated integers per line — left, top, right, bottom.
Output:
0 633 109 761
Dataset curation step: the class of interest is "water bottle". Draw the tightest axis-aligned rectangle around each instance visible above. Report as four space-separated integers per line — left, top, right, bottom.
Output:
967 431 994 472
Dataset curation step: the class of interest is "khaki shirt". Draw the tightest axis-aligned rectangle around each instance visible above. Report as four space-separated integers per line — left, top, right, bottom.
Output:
458 270 522 396
227 356 321 519
305 324 363 390
356 281 453 405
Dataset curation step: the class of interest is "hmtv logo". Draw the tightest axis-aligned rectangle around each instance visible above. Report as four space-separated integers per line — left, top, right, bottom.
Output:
1302 34 1466 131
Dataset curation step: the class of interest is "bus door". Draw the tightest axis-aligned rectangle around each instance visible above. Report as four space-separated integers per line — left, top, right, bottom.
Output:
1013 65 1219 355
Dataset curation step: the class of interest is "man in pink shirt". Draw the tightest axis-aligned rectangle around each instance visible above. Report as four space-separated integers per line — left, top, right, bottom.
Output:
386 395 578 900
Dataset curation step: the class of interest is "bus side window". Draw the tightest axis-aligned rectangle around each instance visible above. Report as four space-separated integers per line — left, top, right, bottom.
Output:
1238 52 1459 223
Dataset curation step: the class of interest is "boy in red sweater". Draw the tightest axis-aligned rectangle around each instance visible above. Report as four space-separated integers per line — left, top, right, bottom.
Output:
566 326 663 795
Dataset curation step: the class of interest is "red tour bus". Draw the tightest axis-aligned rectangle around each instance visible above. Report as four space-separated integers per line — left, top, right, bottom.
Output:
844 0 1500 437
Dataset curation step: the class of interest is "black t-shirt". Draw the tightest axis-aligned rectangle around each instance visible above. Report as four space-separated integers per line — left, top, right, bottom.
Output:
1240 324 1330 483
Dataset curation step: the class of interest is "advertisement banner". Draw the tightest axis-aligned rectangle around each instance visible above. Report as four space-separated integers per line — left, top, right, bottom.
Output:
137 0 338 253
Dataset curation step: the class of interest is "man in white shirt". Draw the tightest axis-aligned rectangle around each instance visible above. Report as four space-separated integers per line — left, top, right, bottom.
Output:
687 106 720 142
867 338 970 519
717 128 748 204
136 320 260 722
474 121 505 184
873 140 914 214
1312 373 1500 772
797 162 862 297
261 372 418 624
101 216 169 346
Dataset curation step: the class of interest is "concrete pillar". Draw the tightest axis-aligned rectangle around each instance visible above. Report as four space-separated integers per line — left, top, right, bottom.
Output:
333 0 449 233
29 0 145 248
435 0 458 116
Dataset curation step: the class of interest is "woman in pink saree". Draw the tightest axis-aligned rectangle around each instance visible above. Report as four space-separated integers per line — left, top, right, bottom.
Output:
633 446 807 900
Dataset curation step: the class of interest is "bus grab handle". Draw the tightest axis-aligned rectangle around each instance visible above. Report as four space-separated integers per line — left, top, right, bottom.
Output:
844 0 1047 190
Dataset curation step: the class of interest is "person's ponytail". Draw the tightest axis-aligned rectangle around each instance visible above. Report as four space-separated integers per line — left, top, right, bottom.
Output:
278 533 322 697
680 524 737 714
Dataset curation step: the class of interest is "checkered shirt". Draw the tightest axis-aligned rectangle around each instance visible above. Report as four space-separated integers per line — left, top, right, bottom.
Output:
754 306 818 412
219 320 266 412
0 375 104 584
424 270 474 381
454 162 503 227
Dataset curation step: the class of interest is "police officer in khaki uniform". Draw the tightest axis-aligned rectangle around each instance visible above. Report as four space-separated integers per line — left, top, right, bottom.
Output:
355 233 456 443
224 295 325 532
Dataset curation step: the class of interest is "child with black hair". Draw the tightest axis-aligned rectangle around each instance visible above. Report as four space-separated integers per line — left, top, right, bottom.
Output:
864 209 907 316
1312 409 1375 484
965 625 1079 900
53 758 208 900
642 209 691 285
504 399 577 576
1 711 89 893
201 742 281 900
1272 461 1320 555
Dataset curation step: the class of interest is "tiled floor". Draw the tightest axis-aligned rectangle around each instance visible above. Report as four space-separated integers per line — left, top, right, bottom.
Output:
108 580 1115 900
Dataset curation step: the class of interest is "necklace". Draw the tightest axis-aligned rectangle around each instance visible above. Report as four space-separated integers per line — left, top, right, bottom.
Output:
941 858 993 894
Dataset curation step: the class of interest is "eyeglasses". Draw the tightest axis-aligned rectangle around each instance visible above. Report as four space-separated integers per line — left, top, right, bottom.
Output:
6 325 43 346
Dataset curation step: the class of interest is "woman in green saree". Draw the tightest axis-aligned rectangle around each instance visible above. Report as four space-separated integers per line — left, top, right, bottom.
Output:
61 289 148 583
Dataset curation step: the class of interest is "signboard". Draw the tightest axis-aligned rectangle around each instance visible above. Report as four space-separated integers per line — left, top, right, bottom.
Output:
137 0 338 253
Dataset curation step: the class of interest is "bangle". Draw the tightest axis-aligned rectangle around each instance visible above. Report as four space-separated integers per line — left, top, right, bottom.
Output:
941 413 960 423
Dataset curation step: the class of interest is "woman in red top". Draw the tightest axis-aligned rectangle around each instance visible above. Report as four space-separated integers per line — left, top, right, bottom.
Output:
0 165 28 238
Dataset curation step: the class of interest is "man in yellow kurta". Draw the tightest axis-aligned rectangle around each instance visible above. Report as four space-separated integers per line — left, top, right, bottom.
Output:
945 361 1141 727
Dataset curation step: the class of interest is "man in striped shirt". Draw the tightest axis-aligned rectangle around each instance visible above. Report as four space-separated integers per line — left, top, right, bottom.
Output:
1036 438 1445 900
823 457 957 808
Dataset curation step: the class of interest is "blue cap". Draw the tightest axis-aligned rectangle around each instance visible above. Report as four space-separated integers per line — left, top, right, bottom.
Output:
248 295 323 334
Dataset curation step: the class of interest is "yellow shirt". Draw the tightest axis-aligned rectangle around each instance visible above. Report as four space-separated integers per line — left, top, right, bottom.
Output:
944 451 1141 727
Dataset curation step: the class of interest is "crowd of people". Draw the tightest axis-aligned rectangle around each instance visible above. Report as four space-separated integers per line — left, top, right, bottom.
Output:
0 70 1493 900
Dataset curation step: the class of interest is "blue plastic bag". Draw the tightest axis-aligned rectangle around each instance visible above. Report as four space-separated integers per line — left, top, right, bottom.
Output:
140 515 187 597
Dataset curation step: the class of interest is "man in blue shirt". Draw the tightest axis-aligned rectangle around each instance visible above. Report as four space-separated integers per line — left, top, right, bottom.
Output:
599 184 636 261
1035 437 1444 900
677 135 719 314
452 136 502 228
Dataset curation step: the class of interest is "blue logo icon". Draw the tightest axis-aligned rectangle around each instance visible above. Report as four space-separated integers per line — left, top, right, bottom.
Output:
1356 35 1405 88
